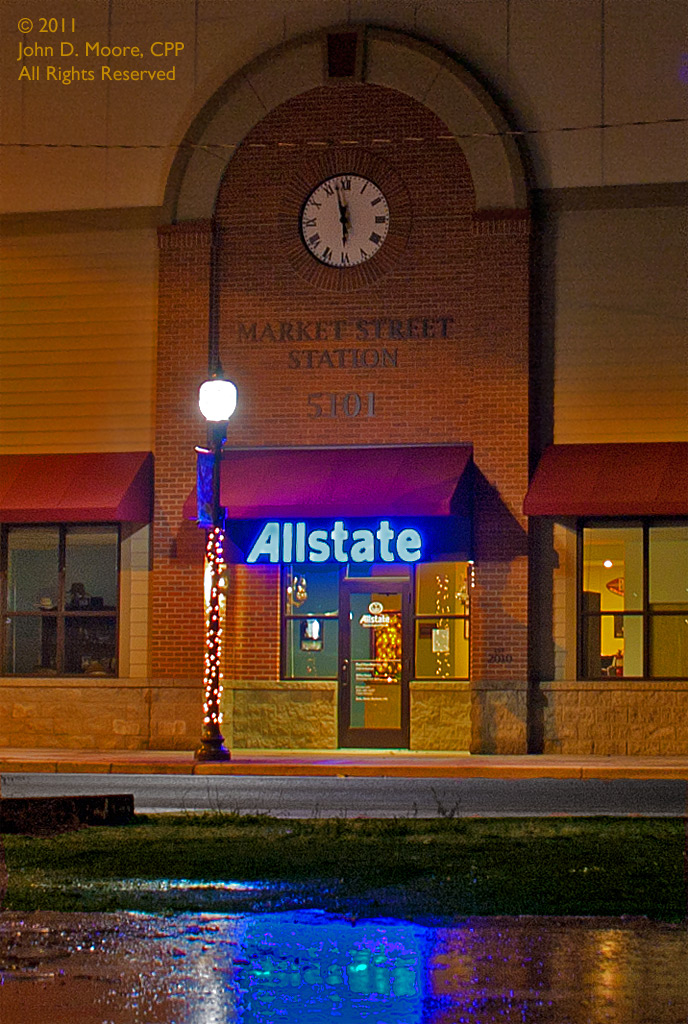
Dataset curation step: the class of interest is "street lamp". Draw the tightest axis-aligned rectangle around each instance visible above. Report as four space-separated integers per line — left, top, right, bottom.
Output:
195 369 237 762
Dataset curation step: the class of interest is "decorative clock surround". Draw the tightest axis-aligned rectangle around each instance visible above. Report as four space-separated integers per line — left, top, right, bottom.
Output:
300 174 390 268
279 147 411 292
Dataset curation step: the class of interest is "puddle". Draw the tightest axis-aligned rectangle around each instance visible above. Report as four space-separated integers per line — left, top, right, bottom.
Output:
1 910 687 1023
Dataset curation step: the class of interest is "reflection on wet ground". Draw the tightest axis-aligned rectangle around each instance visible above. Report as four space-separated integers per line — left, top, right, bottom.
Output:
1 909 687 1023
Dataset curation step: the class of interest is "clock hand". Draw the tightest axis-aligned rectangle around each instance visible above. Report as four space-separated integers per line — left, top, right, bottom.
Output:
335 186 349 245
341 209 349 245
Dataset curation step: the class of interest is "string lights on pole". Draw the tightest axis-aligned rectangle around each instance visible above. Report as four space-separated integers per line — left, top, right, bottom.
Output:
194 370 237 762
202 526 227 732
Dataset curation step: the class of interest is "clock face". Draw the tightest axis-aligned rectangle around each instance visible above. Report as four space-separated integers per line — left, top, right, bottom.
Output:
300 174 390 268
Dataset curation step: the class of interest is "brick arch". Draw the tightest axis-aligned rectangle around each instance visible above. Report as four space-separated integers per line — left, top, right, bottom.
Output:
165 27 527 221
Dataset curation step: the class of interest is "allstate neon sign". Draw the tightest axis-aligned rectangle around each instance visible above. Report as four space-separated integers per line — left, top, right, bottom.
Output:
246 520 423 564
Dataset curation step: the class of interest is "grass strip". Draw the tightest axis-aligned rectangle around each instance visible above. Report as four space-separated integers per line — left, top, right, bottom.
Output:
2 814 685 920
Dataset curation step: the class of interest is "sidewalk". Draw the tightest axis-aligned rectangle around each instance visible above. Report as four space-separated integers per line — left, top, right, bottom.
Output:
2 747 688 780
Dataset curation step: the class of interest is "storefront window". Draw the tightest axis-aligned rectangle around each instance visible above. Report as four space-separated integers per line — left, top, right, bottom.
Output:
648 525 688 678
282 565 339 678
281 561 471 681
2 525 119 676
580 522 688 679
414 561 470 679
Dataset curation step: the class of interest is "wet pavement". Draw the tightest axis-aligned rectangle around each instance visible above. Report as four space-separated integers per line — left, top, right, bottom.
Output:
1 909 687 1023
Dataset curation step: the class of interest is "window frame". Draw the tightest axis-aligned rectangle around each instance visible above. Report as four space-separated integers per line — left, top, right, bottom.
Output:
280 564 340 680
413 562 470 681
280 561 471 682
577 518 688 681
1 522 121 678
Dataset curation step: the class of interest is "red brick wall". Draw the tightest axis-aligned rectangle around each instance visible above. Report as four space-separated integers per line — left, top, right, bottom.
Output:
154 83 530 698
153 223 213 680
224 564 280 681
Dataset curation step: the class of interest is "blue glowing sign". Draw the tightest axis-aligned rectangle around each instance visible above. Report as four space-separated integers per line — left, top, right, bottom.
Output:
246 519 423 564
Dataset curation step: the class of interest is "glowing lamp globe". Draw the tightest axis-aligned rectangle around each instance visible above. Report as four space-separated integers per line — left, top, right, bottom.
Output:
199 377 237 422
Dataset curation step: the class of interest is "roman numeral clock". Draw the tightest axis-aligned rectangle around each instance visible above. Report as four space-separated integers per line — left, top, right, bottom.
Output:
280 154 411 291
300 175 390 268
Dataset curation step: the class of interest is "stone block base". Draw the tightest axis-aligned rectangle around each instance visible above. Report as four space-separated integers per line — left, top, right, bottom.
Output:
539 680 688 755
224 680 337 750
410 682 470 750
0 678 201 751
470 681 528 754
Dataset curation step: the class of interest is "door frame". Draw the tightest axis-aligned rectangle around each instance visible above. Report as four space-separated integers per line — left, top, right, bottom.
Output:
338 576 412 749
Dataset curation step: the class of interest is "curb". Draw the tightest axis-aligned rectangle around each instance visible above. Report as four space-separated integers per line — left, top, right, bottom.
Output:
3 759 688 780
0 794 135 834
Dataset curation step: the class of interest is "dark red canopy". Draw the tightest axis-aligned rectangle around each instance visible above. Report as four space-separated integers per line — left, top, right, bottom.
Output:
0 451 153 523
524 443 688 517
187 444 473 520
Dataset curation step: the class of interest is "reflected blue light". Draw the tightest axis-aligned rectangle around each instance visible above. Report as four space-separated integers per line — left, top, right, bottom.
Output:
196 911 427 1024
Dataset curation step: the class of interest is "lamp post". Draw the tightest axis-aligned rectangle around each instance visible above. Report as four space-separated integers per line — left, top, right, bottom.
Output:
195 370 237 762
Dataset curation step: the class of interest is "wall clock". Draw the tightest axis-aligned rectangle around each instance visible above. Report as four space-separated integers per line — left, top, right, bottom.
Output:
300 174 390 268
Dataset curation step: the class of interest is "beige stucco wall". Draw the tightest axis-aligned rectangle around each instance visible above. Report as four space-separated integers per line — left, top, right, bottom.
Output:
1 0 685 215
0 213 158 454
5 203 684 462
552 204 688 444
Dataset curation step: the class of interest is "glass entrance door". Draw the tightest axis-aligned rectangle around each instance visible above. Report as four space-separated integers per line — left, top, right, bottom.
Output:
338 579 411 748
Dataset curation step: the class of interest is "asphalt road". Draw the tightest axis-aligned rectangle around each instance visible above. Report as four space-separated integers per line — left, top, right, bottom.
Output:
2 773 686 817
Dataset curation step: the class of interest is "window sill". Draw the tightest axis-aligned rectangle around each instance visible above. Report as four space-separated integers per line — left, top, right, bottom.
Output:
227 678 337 691
540 678 688 691
0 675 126 687
410 679 470 690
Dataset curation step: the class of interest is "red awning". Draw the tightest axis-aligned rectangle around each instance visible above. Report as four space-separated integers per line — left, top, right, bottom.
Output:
524 443 688 517
187 445 472 519
0 452 153 523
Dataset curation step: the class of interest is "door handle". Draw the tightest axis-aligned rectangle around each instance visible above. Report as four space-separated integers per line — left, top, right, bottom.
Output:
341 659 350 686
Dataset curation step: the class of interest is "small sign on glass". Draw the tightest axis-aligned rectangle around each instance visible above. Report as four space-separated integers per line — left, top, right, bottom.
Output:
432 627 450 653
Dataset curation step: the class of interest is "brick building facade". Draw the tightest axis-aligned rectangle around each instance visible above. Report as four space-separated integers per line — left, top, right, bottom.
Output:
1 8 686 754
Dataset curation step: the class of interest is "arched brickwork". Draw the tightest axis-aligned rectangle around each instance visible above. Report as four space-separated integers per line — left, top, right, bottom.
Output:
165 27 526 221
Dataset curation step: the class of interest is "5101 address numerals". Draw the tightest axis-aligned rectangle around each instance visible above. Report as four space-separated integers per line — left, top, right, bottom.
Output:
307 392 376 418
